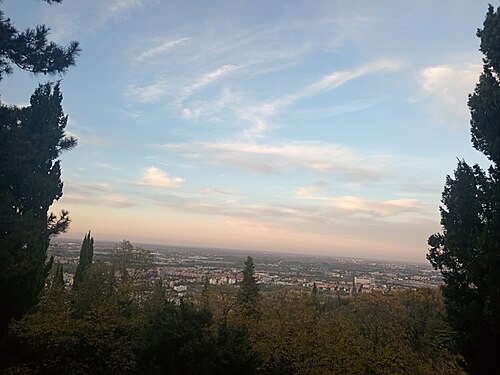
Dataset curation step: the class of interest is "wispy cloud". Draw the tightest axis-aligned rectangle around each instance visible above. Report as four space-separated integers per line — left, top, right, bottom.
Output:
269 59 401 113
140 183 426 225
296 193 424 218
126 80 169 103
140 166 185 187
240 59 402 136
292 99 379 117
62 183 135 209
137 37 191 61
159 141 392 180
170 58 399 137
102 0 147 22
63 193 135 209
295 181 328 198
180 88 239 120
176 65 242 118
46 0 150 41
181 64 240 99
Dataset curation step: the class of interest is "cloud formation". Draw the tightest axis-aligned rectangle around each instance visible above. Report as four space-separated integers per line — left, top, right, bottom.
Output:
239 59 402 136
126 80 169 103
160 141 392 180
182 65 240 98
46 0 150 41
297 193 424 218
140 167 185 187
418 63 481 125
62 183 135 209
137 37 191 61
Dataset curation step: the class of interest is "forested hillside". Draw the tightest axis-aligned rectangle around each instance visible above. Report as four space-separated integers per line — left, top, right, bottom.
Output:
0 241 464 374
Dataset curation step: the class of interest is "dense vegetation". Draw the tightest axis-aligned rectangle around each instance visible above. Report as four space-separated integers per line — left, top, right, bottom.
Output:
0 0 79 336
427 5 500 374
0 240 464 374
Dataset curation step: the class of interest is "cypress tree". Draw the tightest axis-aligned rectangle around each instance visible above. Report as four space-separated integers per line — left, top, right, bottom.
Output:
52 262 64 289
73 231 94 288
427 5 500 374
238 256 260 318
312 282 318 302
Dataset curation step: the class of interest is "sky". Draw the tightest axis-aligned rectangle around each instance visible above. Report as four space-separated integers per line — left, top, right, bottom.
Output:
0 0 495 262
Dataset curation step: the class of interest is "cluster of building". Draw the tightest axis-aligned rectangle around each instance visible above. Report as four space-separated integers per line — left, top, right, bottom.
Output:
48 240 442 300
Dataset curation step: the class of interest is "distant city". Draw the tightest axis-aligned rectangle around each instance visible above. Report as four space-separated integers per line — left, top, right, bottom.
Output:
49 238 442 299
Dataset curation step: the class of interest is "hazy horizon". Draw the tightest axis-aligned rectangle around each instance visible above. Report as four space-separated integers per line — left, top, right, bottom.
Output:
54 235 434 265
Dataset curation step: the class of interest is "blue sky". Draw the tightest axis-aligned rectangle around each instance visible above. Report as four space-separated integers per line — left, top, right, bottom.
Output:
1 0 494 261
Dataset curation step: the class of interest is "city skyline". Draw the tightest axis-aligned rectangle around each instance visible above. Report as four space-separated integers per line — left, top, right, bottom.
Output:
1 0 493 261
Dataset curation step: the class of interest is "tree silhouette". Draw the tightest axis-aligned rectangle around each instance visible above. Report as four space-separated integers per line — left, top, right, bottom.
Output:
238 256 260 318
0 83 76 334
73 232 94 288
0 0 79 335
427 5 500 374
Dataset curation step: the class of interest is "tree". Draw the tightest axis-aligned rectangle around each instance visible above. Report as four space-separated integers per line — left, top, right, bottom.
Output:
0 82 76 335
112 240 155 284
51 262 64 289
73 231 94 288
215 320 256 375
427 5 500 374
238 256 260 318
0 1 79 334
138 300 217 374
0 4 79 81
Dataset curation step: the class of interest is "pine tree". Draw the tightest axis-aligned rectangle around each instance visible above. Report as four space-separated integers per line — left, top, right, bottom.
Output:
427 5 500 374
0 3 79 81
0 1 79 335
73 231 94 288
238 256 260 318
0 83 76 335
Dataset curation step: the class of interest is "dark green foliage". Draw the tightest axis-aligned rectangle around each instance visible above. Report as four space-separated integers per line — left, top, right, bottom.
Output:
2 240 154 373
428 5 500 374
0 82 76 335
73 231 94 288
138 301 217 374
477 5 500 74
0 7 79 80
215 321 256 375
0 0 78 335
138 300 257 375
73 261 118 315
52 262 64 289
6 286 140 373
72 240 154 316
428 162 500 374
238 256 260 318
469 5 500 164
